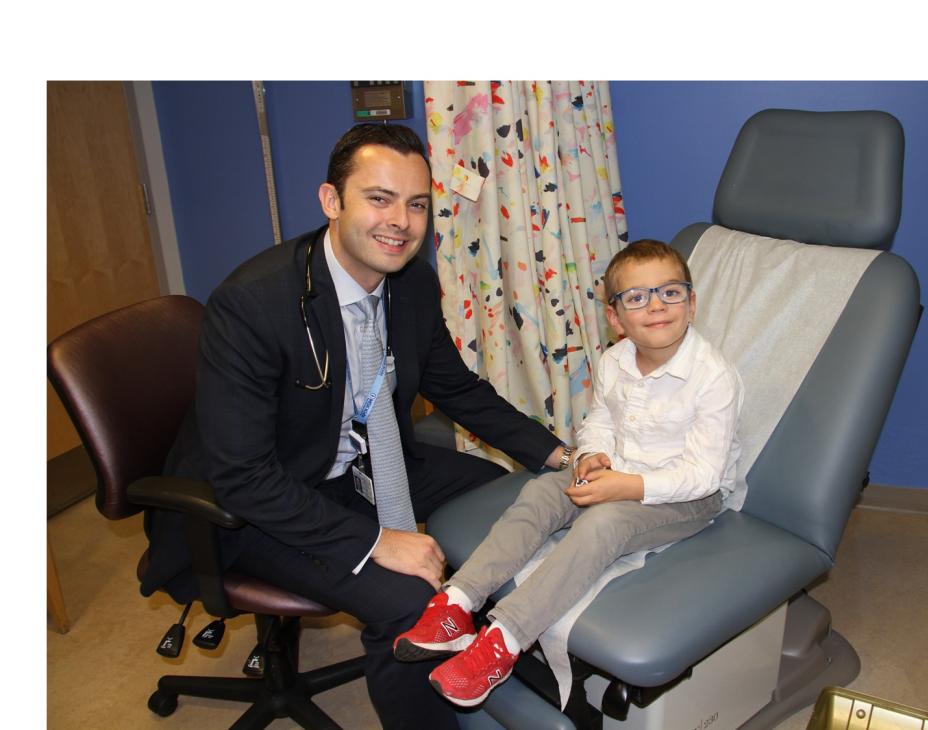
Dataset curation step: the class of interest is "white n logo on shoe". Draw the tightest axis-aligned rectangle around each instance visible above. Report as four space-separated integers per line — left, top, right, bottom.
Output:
487 669 502 685
440 618 459 636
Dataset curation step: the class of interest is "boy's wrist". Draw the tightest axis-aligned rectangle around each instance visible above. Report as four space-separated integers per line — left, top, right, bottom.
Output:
575 451 602 466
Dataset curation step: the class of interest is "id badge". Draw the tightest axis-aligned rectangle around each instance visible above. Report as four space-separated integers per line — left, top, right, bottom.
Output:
349 419 368 455
352 463 375 505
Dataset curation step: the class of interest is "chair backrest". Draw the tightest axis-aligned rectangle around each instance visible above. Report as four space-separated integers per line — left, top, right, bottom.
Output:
671 109 919 559
48 296 204 520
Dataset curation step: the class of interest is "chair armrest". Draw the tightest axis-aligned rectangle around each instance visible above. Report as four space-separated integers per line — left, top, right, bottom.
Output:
413 410 457 450
128 476 245 530
129 476 244 617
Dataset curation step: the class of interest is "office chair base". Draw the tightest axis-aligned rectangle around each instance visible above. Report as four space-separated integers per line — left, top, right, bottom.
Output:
149 654 366 730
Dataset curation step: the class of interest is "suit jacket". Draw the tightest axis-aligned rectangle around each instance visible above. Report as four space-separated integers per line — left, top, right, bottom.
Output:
143 225 561 601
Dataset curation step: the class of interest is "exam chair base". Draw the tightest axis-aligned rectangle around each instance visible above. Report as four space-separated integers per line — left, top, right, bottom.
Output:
589 595 859 730
742 597 860 730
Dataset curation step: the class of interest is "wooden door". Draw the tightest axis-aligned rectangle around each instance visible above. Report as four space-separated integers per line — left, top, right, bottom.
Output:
47 81 162 459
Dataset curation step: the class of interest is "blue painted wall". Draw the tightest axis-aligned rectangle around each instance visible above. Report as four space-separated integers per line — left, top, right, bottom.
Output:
153 80 926 489
152 81 275 302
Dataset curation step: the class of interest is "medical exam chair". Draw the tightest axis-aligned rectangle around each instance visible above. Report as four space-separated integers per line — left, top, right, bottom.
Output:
423 109 921 730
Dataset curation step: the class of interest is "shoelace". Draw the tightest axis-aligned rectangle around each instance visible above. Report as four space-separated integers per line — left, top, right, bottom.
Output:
457 629 508 674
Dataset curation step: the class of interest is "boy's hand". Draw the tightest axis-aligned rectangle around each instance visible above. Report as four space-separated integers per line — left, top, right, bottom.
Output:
566 468 644 506
575 452 612 482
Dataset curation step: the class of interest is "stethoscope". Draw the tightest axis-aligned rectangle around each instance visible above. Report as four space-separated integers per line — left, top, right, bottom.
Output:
296 236 392 391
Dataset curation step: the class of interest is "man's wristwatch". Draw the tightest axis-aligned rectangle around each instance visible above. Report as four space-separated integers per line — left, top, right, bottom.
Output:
558 445 576 470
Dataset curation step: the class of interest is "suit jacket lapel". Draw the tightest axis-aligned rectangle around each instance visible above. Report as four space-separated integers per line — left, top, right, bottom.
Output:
388 273 417 402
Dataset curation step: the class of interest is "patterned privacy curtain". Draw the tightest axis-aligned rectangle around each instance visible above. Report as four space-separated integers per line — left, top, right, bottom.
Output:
425 81 627 468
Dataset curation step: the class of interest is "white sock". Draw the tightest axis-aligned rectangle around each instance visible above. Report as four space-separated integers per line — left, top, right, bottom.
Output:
488 620 522 655
443 585 474 613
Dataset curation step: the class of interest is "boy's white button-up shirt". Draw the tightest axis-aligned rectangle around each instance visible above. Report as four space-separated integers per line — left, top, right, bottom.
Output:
576 326 744 506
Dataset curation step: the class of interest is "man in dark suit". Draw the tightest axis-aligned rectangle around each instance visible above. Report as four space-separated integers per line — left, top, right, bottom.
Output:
144 123 571 728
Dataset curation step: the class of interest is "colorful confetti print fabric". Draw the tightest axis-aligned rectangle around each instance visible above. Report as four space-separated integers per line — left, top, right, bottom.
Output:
424 81 627 466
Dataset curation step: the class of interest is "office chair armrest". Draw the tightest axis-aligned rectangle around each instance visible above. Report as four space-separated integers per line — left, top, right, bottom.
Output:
129 476 243 617
128 476 245 530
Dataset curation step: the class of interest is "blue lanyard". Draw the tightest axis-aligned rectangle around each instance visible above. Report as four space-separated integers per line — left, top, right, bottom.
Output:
352 349 387 426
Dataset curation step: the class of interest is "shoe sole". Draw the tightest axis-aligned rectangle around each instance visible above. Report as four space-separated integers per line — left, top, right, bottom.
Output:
393 634 476 662
428 667 513 707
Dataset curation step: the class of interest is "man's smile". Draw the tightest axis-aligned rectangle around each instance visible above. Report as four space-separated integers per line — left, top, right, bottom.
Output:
373 234 408 249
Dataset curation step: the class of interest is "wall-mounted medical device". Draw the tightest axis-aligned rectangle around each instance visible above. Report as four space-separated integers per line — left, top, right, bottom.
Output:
350 81 412 121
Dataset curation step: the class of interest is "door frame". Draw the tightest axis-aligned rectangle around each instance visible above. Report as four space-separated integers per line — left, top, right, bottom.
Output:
123 81 186 296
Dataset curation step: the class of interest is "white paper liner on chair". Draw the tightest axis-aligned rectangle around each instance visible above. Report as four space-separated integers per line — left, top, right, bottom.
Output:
688 225 879 510
515 224 878 708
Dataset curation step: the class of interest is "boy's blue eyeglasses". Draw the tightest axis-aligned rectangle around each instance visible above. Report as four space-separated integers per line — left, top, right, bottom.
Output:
608 282 692 310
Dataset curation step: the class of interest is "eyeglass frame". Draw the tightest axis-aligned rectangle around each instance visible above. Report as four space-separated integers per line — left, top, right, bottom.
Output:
607 281 693 310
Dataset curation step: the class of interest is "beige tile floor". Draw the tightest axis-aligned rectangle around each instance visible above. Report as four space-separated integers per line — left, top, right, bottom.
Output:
47 489 928 729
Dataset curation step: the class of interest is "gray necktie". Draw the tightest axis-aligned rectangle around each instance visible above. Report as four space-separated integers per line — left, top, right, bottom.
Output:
355 295 417 531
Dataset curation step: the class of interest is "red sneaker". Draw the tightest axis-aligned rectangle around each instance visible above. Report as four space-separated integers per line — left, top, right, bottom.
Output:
428 626 519 707
393 592 477 662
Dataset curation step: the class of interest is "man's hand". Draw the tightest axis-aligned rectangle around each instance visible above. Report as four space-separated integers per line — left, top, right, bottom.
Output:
566 464 644 506
371 529 446 590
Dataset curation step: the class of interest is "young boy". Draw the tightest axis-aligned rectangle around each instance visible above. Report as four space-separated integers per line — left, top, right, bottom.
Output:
393 240 743 707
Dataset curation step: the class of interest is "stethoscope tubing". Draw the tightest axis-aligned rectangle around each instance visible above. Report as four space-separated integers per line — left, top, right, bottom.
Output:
296 236 392 391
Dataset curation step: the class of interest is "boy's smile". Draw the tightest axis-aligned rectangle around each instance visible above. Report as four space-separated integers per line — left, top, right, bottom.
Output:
606 256 696 374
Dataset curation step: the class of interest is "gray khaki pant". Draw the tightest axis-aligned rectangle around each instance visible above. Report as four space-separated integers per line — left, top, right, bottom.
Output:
447 469 722 648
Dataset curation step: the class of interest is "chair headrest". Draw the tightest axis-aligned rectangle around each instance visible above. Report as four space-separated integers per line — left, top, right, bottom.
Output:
714 109 903 248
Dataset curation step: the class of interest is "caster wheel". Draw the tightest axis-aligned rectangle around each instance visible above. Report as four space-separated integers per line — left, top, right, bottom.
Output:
148 689 178 717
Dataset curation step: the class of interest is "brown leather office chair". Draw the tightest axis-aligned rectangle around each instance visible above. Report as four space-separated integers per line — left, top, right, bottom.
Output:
47 295 365 730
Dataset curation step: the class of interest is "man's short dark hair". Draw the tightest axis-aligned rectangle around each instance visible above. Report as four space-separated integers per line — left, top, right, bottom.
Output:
604 239 693 301
327 123 430 203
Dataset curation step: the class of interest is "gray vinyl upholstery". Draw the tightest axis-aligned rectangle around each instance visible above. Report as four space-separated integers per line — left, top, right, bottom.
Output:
714 109 904 248
425 109 919 721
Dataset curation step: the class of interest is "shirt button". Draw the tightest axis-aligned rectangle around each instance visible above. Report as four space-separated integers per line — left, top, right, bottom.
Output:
628 415 636 422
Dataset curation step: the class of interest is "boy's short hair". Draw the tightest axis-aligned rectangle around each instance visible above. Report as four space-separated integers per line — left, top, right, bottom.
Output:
604 239 693 301
327 123 430 202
